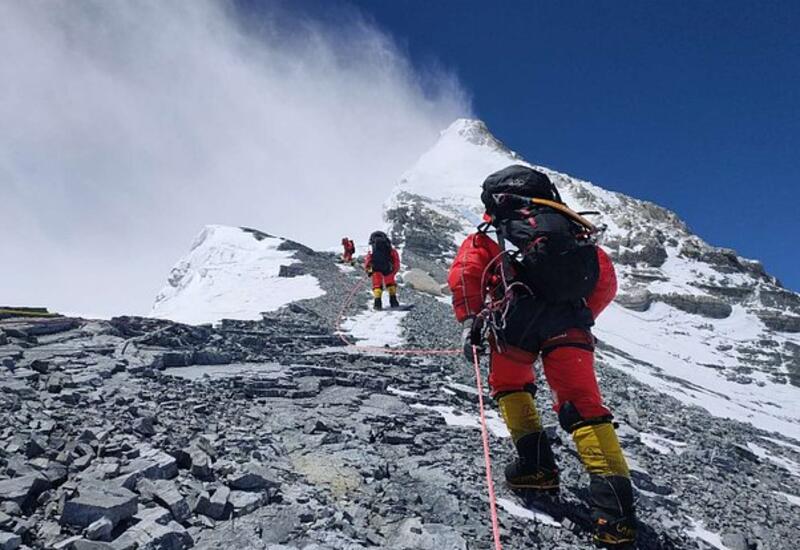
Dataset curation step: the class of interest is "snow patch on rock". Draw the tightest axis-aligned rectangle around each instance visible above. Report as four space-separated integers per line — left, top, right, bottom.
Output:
497 497 561 527
687 518 732 550
410 403 510 438
747 442 800 477
339 299 408 348
151 225 324 325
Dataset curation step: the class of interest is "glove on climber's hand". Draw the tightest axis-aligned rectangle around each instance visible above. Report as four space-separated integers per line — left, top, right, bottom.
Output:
462 316 485 363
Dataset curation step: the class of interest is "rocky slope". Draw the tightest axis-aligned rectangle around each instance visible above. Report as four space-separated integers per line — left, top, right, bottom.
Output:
2 119 800 550
2 242 799 549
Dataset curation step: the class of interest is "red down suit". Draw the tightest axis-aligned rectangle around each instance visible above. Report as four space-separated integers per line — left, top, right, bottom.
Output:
447 232 617 420
365 247 400 291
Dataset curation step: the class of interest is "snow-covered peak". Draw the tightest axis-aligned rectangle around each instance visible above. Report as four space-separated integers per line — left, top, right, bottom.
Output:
384 118 800 441
439 118 512 151
150 225 324 325
391 118 521 206
187 224 270 254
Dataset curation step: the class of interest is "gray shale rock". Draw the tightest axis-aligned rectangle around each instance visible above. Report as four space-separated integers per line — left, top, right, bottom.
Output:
60 483 137 529
47 373 68 393
278 265 305 278
616 242 668 267
227 463 280 491
116 447 178 489
0 532 21 550
140 480 190 523
85 516 113 541
656 293 733 319
28 359 51 374
0 475 51 512
721 531 749 550
133 416 156 437
0 512 12 530
73 541 115 550
197 487 230 521
615 289 652 312
206 486 233 520
189 449 213 481
227 491 264 516
133 506 172 526
757 311 800 333
192 350 231 365
111 520 193 550
161 352 194 368
386 518 467 550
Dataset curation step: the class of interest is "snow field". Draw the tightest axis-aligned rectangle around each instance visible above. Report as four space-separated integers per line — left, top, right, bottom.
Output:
151 225 324 325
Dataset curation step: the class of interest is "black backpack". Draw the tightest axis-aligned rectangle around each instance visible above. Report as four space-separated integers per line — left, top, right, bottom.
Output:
369 231 394 275
481 165 599 303
481 164 563 217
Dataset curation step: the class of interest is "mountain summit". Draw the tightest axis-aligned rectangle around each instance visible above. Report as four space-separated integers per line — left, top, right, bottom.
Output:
386 118 800 440
390 118 520 206
439 118 514 152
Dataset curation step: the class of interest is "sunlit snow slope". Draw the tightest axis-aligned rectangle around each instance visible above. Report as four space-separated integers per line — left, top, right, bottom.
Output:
340 299 409 348
151 225 324 325
386 118 800 441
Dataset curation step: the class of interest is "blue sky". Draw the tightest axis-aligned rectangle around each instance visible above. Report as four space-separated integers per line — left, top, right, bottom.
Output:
298 0 799 289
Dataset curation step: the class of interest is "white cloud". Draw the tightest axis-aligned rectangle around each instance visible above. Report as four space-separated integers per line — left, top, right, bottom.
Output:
0 1 469 317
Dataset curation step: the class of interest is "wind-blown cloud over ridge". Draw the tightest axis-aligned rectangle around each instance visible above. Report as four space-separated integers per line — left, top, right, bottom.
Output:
0 1 470 317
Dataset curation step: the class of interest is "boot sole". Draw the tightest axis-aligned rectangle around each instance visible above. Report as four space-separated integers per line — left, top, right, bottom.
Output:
593 534 636 548
506 480 560 492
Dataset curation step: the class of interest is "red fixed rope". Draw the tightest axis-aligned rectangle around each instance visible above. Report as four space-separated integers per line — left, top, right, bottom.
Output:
472 344 503 550
334 277 460 356
335 276 502 547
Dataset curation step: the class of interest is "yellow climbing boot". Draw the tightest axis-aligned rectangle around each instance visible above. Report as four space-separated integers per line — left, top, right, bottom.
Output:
497 391 559 491
572 422 630 477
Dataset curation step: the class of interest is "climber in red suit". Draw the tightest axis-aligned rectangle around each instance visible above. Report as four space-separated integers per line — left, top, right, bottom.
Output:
447 164 635 547
364 231 400 310
341 237 356 264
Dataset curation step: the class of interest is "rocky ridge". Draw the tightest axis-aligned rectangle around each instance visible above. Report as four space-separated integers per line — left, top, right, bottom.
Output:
3 118 800 550
1 240 800 549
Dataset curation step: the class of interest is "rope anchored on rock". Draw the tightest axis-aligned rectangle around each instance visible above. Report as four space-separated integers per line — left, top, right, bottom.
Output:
335 277 504 547
334 278 460 356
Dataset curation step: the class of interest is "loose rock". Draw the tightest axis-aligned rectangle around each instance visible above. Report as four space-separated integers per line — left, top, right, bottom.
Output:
60 484 137 529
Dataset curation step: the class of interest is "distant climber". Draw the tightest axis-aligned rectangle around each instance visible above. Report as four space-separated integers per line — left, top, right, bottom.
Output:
447 165 636 547
365 231 400 310
341 237 356 264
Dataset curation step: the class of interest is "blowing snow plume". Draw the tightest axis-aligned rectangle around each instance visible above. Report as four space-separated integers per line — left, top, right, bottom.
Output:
0 1 469 317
